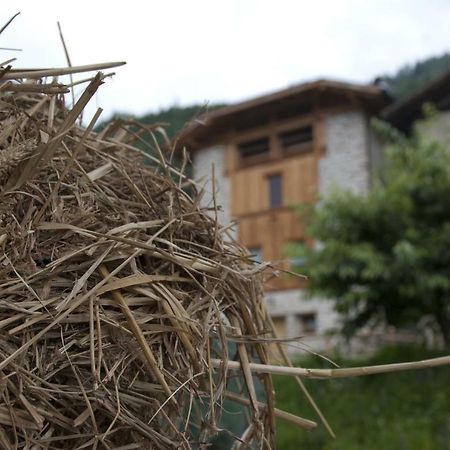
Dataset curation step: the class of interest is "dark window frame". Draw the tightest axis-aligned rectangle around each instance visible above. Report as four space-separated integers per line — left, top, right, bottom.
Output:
238 137 270 166
267 173 283 208
278 125 314 155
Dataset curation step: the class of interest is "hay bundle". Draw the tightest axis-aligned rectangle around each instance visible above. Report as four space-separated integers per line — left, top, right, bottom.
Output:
0 65 281 448
6 28 450 450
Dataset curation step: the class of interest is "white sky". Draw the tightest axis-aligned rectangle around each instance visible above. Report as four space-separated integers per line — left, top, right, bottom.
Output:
3 1 450 124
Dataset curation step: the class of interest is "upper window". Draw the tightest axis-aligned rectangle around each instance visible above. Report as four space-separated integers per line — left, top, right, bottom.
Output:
279 126 313 155
238 137 270 165
268 174 282 208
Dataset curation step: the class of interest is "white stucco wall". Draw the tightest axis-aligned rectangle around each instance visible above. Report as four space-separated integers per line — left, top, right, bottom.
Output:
266 289 341 352
192 145 231 227
266 289 339 334
320 111 371 196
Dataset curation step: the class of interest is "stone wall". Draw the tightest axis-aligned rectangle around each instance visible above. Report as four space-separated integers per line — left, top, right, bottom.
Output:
320 110 371 196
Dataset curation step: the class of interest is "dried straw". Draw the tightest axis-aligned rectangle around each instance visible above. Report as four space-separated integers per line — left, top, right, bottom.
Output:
0 58 297 448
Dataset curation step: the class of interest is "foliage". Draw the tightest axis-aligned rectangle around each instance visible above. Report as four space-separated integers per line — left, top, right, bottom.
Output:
289 121 450 345
382 53 450 98
95 103 226 175
135 103 226 139
274 345 450 450
96 103 226 139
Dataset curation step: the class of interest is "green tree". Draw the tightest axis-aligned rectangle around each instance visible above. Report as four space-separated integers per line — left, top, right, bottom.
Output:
291 121 450 346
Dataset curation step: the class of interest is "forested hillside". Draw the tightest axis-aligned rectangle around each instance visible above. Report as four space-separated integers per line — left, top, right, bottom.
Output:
382 52 450 98
136 103 226 139
97 103 225 140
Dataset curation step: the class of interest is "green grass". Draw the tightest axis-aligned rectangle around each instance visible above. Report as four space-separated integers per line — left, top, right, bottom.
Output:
274 345 450 450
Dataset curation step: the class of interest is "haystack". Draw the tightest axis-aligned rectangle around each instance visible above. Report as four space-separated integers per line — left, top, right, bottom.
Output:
4 25 450 450
0 55 294 447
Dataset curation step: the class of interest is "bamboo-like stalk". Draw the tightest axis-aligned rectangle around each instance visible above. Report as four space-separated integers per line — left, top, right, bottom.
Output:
224 391 317 431
2 61 126 79
211 355 450 378
0 83 70 94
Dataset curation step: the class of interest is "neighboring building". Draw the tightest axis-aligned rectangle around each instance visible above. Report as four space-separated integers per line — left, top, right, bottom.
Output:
383 69 450 145
178 79 389 352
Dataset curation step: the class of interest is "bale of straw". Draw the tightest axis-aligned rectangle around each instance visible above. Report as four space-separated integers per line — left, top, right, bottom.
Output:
0 64 282 448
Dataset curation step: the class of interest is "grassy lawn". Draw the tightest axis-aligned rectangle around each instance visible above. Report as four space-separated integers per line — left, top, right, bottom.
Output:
274 345 450 450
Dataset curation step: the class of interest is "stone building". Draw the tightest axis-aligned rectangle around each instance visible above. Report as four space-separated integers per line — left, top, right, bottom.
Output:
177 76 447 352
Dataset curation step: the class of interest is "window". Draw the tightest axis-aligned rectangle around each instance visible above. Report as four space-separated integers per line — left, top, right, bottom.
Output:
279 125 313 155
248 246 263 264
238 137 270 162
268 173 282 208
298 313 317 334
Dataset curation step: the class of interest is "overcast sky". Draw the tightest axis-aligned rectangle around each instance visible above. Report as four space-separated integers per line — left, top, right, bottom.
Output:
3 1 450 123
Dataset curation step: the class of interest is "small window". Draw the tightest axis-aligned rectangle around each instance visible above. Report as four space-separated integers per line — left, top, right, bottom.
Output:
279 126 313 154
298 313 317 334
248 246 263 264
238 137 270 160
268 174 282 208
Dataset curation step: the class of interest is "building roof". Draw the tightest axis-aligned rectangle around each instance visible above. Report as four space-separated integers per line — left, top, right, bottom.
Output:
177 79 388 151
382 69 450 131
